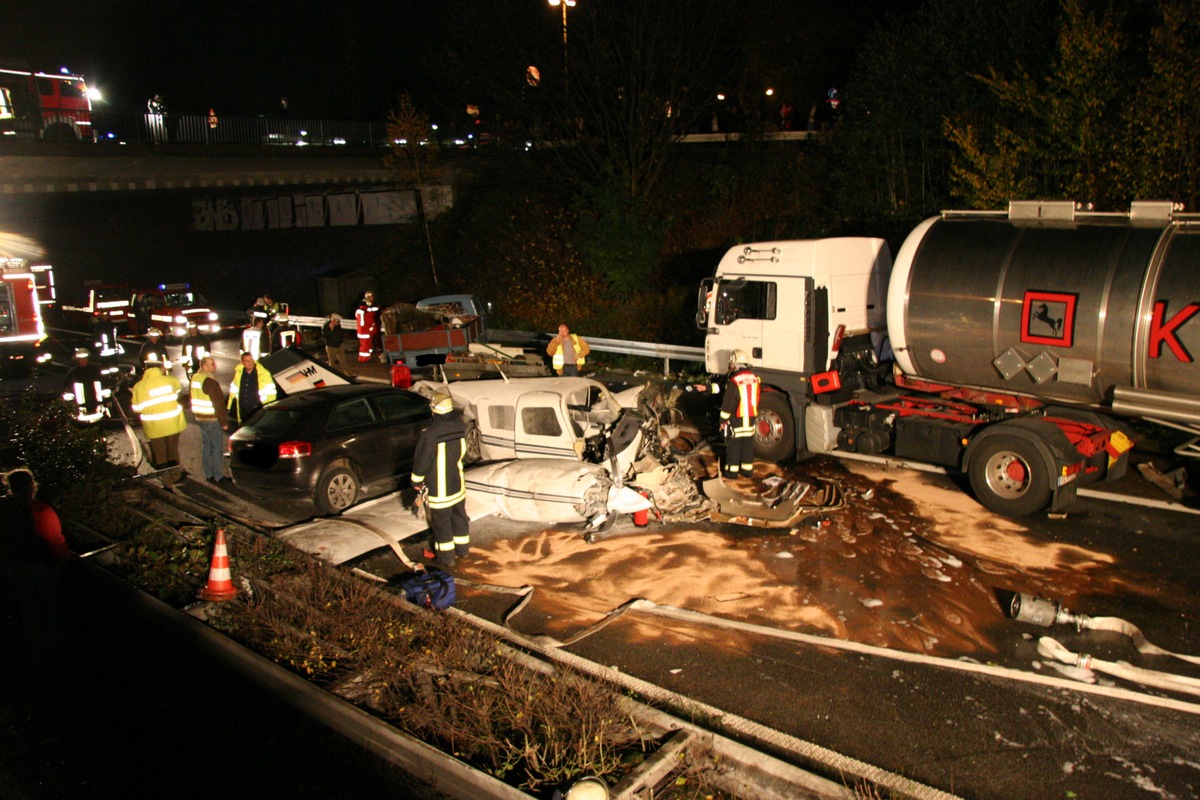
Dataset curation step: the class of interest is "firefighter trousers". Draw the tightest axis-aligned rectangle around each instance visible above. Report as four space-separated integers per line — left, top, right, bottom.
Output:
428 502 470 563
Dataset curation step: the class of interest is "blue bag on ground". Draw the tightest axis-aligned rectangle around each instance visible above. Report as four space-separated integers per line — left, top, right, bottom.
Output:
396 568 455 610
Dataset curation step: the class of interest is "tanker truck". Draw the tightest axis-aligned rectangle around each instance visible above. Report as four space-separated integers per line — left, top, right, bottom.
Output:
697 200 1199 516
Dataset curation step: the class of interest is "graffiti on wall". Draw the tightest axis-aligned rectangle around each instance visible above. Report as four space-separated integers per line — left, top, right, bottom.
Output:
192 186 453 232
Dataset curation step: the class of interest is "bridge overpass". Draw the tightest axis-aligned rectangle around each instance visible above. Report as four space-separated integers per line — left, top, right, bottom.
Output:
0 144 416 196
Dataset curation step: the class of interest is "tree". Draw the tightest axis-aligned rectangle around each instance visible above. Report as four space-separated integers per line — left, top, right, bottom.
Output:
831 0 1059 219
944 0 1131 208
1127 0 1200 209
386 93 441 292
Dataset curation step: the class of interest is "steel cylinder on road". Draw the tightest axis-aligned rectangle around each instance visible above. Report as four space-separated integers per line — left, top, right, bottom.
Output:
887 207 1199 415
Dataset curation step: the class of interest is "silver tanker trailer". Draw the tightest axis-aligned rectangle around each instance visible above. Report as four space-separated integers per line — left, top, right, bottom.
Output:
697 200 1199 516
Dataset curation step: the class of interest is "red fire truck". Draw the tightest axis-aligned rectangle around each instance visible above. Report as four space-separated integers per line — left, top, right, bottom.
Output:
0 60 94 142
0 258 49 375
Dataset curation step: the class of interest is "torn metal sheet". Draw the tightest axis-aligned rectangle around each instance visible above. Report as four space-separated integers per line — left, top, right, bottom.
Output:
701 476 844 527
273 493 429 565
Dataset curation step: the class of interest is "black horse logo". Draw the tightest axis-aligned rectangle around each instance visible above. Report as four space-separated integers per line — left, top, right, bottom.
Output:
1032 302 1062 336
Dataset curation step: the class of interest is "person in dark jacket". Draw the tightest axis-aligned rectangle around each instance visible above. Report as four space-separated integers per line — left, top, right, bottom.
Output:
322 313 349 373
138 327 172 371
62 348 109 424
227 353 277 428
410 394 469 567
180 322 211 380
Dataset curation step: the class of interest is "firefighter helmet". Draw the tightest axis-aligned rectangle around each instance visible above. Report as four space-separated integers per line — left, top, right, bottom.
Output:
73 347 90 360
275 313 289 323
729 350 751 369
146 327 163 337
431 393 454 414
564 777 609 800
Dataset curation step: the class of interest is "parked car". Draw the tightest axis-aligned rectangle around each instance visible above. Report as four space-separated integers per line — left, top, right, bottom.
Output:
229 384 432 514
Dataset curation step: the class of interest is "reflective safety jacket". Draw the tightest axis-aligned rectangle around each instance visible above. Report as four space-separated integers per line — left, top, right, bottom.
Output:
62 363 110 424
720 367 761 437
190 373 228 425
227 362 277 413
410 411 467 509
241 327 264 360
547 333 589 371
131 366 186 439
181 332 211 371
138 339 172 370
355 301 380 360
272 325 300 350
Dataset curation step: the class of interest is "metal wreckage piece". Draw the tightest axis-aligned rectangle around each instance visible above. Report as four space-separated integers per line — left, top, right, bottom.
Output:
457 380 842 532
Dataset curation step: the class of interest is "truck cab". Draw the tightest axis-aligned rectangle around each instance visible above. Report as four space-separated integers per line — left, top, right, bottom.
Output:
132 283 219 338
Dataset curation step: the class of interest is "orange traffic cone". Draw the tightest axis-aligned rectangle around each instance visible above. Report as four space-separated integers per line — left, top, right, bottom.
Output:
199 528 238 602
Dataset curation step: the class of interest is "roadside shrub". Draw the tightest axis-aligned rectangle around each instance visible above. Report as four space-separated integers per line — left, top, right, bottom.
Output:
0 390 127 506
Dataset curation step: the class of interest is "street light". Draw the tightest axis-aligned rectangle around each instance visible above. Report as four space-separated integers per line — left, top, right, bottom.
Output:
548 0 576 98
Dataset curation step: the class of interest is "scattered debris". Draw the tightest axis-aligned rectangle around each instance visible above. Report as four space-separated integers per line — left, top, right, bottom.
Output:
1137 462 1190 501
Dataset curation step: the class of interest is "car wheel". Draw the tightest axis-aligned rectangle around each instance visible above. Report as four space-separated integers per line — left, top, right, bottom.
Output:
315 466 360 514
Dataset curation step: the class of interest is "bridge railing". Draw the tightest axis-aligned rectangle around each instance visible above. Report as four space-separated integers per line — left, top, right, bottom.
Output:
91 111 392 148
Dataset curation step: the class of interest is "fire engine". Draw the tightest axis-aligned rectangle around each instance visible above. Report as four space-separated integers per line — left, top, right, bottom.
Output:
0 258 49 375
132 283 219 338
0 60 95 142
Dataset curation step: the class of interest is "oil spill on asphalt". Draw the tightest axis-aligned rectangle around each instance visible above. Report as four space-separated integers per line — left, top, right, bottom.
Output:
461 455 1184 660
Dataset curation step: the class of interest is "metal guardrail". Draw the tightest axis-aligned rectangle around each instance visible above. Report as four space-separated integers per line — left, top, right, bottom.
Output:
491 329 705 375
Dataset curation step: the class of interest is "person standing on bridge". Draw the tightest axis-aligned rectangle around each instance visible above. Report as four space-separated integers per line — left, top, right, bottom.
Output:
546 322 590 376
322 313 350 373
190 356 229 484
411 394 470 568
227 352 277 428
131 360 187 492
355 291 381 363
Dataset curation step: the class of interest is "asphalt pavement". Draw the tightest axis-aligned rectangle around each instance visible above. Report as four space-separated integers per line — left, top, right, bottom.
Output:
11 333 1200 800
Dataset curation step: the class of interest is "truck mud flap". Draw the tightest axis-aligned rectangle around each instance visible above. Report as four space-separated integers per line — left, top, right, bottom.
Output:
701 477 843 528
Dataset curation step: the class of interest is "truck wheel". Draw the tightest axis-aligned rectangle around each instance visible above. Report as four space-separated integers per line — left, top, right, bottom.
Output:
968 436 1051 516
754 393 795 462
315 466 360 514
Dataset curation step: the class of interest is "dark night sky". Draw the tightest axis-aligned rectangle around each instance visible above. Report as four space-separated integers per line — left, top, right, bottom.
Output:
0 0 440 118
2 1 905 127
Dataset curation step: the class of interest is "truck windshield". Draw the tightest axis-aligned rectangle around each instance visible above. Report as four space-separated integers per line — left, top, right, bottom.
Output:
715 280 776 325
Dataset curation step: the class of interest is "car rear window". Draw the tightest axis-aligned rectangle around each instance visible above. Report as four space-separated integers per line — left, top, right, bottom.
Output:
327 397 378 430
244 407 301 437
374 392 430 423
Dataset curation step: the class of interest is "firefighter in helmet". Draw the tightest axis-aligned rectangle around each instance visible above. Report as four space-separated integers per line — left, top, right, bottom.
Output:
719 350 761 487
410 393 469 567
138 327 172 372
180 321 211 381
62 348 110 424
130 358 186 491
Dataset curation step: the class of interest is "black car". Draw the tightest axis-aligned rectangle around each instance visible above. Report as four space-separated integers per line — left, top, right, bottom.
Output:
229 384 432 514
